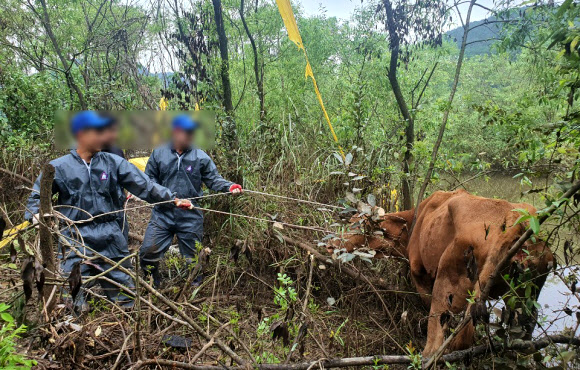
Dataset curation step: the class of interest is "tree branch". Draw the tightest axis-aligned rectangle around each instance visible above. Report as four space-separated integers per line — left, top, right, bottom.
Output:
410 0 477 236
129 335 580 369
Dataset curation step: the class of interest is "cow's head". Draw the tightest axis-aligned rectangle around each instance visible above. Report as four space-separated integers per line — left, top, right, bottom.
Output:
326 209 414 259
485 210 554 298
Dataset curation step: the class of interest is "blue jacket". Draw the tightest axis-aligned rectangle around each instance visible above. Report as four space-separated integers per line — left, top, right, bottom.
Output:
144 144 231 229
26 150 175 258
145 144 232 201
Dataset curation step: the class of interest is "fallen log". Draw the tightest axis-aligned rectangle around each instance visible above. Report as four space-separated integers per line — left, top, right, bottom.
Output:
130 334 580 369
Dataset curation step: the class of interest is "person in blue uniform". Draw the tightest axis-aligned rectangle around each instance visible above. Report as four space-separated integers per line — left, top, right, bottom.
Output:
140 114 242 287
25 111 191 309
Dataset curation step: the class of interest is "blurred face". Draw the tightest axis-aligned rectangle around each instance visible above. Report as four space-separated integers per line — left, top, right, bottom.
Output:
102 123 119 148
172 128 194 150
76 128 105 152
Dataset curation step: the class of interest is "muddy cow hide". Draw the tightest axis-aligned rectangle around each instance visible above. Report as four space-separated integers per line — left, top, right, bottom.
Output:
328 189 554 356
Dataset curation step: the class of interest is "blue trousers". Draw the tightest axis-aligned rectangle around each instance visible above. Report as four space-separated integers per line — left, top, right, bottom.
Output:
139 209 203 266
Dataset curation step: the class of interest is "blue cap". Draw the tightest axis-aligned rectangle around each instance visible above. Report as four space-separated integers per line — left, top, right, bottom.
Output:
172 114 199 132
71 111 113 135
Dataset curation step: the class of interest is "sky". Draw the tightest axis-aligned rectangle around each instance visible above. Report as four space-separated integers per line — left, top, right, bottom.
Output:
295 0 501 28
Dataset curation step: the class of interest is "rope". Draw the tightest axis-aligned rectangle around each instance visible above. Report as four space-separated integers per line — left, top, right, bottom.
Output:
47 189 344 234
244 189 344 210
187 204 334 233
53 192 231 224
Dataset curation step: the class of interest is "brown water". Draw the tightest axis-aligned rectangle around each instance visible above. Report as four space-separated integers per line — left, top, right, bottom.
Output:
447 174 579 335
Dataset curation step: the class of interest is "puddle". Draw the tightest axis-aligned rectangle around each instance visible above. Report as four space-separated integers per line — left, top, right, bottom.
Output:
536 269 579 335
487 268 579 336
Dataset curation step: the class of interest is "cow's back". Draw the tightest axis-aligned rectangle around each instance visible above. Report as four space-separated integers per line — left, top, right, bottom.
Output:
408 190 536 283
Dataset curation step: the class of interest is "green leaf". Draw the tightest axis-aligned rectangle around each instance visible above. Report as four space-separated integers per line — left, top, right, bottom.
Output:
1 312 14 323
529 217 540 234
344 153 353 166
556 0 573 17
514 214 531 226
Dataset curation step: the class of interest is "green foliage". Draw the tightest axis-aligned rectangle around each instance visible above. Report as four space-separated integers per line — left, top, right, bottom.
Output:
329 318 348 347
0 66 65 147
273 273 297 311
405 341 422 369
0 303 35 369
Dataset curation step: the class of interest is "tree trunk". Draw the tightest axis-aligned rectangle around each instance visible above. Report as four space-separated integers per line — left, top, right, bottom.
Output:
38 0 87 109
212 0 234 114
39 163 57 314
383 0 414 210
240 0 266 121
212 0 239 182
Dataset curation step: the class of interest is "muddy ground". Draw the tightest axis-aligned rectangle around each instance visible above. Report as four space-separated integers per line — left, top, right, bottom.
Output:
0 169 577 369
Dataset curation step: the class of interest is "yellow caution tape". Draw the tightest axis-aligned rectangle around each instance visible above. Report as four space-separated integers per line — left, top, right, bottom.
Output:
159 97 169 111
129 157 149 172
391 188 399 212
0 221 30 249
275 0 345 159
276 0 304 47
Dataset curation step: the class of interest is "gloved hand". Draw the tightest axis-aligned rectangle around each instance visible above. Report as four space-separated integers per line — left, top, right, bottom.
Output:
229 184 243 195
31 213 40 228
31 213 51 228
174 198 193 209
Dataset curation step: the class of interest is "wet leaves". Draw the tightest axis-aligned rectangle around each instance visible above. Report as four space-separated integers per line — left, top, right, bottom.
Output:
9 242 17 264
367 194 376 207
270 320 290 346
162 335 192 349
21 256 35 302
68 262 82 301
230 239 253 265
20 255 46 301
294 322 309 356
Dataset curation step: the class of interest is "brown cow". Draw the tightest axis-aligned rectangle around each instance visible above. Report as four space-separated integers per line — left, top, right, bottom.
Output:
329 189 553 356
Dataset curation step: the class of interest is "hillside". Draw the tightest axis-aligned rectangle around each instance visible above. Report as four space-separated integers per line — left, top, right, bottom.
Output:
445 16 503 56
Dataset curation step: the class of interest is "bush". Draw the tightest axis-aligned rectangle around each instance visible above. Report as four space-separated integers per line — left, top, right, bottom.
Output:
0 303 35 369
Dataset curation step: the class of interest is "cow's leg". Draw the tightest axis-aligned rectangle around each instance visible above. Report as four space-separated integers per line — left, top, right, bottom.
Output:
409 261 434 307
423 245 475 357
